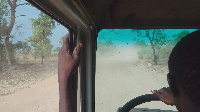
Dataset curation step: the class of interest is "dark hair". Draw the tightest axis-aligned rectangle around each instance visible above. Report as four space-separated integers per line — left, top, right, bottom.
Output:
168 30 200 106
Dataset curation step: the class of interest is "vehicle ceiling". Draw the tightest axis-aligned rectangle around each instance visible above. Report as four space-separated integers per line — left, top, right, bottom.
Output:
27 0 200 30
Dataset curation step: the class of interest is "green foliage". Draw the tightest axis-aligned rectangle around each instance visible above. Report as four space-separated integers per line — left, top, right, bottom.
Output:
0 0 9 38
27 12 55 63
97 42 105 49
156 40 175 65
137 47 152 60
0 42 8 68
104 39 113 47
30 14 55 40
33 41 53 58
134 40 148 47
158 30 190 64
134 30 190 65
59 35 65 44
133 29 167 46
172 30 190 42
97 39 115 50
154 33 167 49
0 0 9 31
97 39 116 55
53 47 61 52
133 40 150 60
133 29 167 65
0 0 9 69
12 41 31 54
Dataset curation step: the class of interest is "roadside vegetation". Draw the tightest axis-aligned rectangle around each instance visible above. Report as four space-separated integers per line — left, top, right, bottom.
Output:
97 29 194 66
0 1 62 73
134 30 191 65
0 1 196 96
0 1 62 95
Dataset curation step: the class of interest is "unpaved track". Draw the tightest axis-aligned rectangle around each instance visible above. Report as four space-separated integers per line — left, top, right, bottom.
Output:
0 48 177 112
95 48 177 112
0 74 59 112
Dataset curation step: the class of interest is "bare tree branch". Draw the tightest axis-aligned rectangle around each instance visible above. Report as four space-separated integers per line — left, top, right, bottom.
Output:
7 0 17 35
7 0 12 7
145 30 152 41
152 29 156 41
17 3 30 7
154 31 159 47
13 0 17 7
145 30 148 37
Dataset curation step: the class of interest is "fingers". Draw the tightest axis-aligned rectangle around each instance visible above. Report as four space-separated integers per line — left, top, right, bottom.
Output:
62 33 71 52
151 90 162 98
73 43 83 57
163 87 171 93
61 33 83 57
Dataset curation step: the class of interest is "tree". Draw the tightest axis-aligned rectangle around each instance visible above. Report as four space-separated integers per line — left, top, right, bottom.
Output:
11 41 31 62
97 39 115 50
0 0 9 72
2 0 17 66
53 47 61 52
1 0 30 66
59 35 65 44
12 41 31 54
104 39 113 47
0 37 4 72
27 12 55 64
134 40 148 47
133 29 167 65
172 30 190 42
55 35 65 52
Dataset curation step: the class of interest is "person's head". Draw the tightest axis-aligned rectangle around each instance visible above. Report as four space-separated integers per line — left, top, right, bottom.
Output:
168 30 200 112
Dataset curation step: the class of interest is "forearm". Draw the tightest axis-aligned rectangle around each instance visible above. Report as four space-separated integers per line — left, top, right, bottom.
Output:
58 33 81 112
59 75 75 112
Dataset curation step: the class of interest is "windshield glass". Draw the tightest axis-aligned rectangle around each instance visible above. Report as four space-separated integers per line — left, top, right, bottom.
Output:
0 1 67 111
96 29 197 112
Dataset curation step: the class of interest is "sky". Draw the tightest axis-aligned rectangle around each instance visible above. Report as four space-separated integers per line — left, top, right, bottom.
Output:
11 1 68 50
98 29 197 49
10 1 197 50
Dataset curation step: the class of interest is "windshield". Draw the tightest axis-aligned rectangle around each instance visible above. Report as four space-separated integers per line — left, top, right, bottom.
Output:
96 29 197 112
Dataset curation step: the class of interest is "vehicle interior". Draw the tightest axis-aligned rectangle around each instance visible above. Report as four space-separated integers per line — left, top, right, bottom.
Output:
26 0 200 112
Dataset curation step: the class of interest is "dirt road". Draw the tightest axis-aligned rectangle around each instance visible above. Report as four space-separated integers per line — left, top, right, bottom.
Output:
0 73 59 112
0 48 177 112
95 48 177 112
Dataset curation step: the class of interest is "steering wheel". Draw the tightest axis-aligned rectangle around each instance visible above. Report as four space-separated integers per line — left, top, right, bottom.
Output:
118 94 160 112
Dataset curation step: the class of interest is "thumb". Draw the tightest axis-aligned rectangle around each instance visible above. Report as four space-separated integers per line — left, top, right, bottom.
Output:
73 43 83 57
151 90 162 98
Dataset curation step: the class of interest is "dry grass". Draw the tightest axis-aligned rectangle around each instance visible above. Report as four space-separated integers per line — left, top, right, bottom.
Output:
0 61 57 96
15 53 58 62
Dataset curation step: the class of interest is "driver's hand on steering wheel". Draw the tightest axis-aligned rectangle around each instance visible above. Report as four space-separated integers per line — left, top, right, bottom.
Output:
151 87 175 106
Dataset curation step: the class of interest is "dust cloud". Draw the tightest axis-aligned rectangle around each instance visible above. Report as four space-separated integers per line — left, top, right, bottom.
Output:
95 47 177 112
0 47 177 112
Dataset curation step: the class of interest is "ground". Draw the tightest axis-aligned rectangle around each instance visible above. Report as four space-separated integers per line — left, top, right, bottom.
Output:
0 48 177 112
96 48 177 112
0 62 58 112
